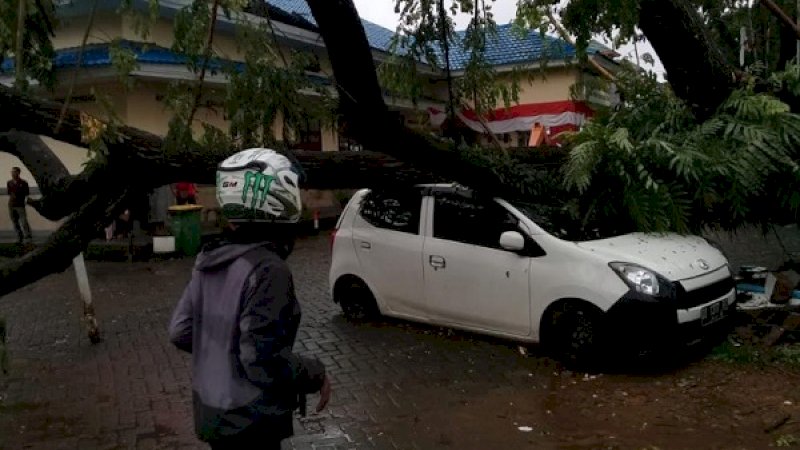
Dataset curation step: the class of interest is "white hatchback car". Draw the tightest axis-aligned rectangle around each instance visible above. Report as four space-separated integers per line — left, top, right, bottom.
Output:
329 184 736 365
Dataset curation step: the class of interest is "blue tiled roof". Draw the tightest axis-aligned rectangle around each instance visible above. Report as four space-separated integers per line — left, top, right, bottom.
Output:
264 0 395 52
44 1 588 72
443 24 576 70
264 1 581 68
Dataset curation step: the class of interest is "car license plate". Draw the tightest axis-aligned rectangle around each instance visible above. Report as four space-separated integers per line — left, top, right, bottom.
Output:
701 299 727 326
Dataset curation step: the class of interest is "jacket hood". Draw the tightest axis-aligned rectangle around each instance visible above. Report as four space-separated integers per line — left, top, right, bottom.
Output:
194 242 267 272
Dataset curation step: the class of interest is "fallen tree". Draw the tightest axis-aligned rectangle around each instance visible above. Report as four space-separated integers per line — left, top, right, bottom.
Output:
2 0 800 300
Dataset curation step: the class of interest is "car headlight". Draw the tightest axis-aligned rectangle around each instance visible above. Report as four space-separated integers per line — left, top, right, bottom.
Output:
609 262 666 296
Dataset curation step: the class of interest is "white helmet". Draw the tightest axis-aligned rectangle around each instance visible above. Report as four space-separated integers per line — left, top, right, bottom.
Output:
216 148 303 223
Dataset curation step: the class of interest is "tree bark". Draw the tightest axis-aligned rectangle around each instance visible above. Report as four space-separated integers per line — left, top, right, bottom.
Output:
637 0 741 120
305 0 509 197
0 187 132 298
0 83 440 296
0 131 94 220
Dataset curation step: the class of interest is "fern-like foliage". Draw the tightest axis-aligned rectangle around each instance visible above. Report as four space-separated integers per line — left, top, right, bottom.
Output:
561 65 800 238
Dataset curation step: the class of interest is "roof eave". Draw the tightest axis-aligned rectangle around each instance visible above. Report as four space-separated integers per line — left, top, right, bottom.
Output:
449 58 572 76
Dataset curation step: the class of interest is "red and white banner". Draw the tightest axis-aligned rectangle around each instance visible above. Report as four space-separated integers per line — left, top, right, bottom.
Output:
428 100 592 135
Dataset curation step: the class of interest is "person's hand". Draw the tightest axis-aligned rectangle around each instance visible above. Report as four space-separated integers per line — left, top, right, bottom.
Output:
315 375 332 413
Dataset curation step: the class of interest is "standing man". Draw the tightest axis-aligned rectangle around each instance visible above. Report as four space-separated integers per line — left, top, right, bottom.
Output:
7 167 32 244
168 148 330 450
173 181 198 205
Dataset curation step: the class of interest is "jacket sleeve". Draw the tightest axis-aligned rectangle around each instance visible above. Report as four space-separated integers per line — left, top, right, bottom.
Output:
168 276 196 353
21 180 29 198
238 262 325 394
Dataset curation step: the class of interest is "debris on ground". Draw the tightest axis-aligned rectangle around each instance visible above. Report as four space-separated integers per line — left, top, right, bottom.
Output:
737 266 800 310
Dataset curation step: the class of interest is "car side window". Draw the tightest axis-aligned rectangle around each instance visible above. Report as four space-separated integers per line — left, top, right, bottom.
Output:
359 190 421 234
433 194 520 249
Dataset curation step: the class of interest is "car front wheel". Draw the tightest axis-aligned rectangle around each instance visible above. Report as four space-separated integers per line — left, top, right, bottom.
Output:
545 301 607 371
335 277 380 320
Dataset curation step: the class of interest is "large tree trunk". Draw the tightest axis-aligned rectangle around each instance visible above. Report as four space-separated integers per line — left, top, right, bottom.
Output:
0 0 745 299
637 0 741 119
0 82 441 296
305 0 508 196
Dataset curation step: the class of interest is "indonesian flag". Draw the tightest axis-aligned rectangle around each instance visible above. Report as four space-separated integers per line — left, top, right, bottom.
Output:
428 100 592 136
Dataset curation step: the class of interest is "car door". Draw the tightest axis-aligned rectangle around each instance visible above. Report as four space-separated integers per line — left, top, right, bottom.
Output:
423 192 532 337
351 188 427 318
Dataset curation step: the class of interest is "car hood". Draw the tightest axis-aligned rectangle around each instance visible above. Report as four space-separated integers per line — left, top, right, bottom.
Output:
576 233 727 281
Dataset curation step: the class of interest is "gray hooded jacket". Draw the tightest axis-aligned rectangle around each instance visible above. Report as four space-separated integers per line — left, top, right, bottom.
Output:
168 240 324 442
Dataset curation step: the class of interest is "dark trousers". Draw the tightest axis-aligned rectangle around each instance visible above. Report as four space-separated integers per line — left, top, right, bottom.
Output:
9 206 31 241
177 195 197 205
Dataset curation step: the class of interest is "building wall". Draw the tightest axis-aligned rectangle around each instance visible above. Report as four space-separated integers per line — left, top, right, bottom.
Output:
7 12 582 237
513 68 578 105
53 14 122 48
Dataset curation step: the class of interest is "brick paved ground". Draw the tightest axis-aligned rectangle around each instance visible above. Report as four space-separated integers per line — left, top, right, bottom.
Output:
0 235 561 450
2 232 800 450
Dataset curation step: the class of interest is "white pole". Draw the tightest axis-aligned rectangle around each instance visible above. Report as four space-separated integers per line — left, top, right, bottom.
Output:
73 253 100 343
741 26 747 67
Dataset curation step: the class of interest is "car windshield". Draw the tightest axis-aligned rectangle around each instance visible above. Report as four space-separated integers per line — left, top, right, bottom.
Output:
510 201 627 242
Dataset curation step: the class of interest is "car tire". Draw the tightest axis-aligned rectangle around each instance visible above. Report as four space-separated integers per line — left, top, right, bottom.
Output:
336 278 380 321
545 302 607 372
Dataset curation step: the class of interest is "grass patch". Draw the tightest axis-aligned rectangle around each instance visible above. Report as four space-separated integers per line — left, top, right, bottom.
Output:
710 340 800 368
776 434 800 447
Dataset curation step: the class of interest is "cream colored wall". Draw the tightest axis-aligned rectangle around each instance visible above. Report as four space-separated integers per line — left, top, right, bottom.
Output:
122 17 244 62
52 14 122 48
322 126 338 152
123 82 339 150
124 83 175 135
428 67 579 110
513 68 578 105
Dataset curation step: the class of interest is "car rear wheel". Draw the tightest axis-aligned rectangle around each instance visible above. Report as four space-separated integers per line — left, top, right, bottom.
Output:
545 301 607 371
335 277 380 320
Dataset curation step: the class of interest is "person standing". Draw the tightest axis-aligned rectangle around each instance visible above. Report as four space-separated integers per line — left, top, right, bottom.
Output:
7 167 32 243
168 148 330 450
174 182 198 205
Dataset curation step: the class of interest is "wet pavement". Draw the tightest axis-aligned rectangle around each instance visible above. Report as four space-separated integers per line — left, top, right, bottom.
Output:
0 235 558 449
2 234 800 449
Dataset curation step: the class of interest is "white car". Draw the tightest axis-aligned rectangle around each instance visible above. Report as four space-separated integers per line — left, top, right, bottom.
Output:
329 184 736 366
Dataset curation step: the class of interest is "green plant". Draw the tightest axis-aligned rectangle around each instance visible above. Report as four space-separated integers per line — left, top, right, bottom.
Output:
562 64 800 235
710 341 800 368
775 433 800 447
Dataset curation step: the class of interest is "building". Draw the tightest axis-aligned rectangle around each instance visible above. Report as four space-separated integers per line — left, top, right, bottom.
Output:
0 0 618 237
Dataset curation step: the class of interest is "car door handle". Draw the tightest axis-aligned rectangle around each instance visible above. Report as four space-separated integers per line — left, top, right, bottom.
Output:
359 241 372 250
429 255 446 270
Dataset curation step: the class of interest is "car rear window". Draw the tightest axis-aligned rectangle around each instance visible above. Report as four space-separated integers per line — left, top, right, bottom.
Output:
359 190 422 234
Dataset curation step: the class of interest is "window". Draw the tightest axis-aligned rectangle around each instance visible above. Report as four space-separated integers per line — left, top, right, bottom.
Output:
359 190 421 234
295 118 322 151
433 194 521 249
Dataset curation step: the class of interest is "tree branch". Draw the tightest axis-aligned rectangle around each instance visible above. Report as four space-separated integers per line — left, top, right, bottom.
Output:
761 0 800 39
187 0 221 126
637 0 740 119
305 0 509 196
0 186 133 297
55 0 99 134
0 131 94 219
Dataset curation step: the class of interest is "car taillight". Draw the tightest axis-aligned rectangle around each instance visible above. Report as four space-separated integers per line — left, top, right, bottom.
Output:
330 228 337 253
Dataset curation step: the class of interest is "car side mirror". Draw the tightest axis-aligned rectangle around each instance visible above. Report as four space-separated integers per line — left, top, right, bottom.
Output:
500 231 526 252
